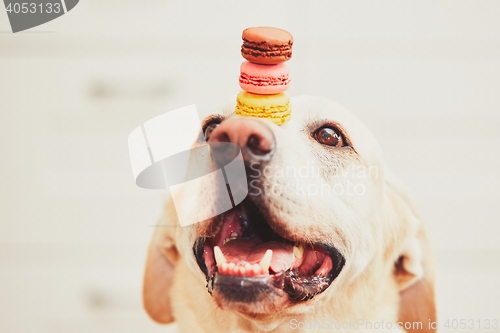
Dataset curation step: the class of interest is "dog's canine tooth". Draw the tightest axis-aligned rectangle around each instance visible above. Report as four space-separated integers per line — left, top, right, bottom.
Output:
293 244 304 259
214 246 227 266
259 249 273 272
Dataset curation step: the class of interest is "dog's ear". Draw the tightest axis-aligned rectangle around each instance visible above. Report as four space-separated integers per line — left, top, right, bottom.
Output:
386 175 437 333
143 209 179 324
397 228 437 333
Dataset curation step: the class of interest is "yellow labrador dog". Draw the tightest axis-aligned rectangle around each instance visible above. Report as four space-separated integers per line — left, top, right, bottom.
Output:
143 97 436 333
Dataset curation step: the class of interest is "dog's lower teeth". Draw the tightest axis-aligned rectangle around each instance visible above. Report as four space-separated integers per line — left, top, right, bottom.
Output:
219 262 266 276
252 264 262 274
230 232 238 238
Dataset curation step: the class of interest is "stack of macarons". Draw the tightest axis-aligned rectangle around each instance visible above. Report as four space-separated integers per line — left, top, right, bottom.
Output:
235 27 293 125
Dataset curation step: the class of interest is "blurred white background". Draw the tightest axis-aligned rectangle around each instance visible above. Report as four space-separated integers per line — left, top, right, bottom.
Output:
1 1 499 332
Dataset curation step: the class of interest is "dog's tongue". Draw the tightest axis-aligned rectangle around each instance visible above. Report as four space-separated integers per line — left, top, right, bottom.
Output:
221 239 294 273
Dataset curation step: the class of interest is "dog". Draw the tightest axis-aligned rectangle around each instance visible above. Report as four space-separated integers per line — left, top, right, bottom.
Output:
142 96 436 332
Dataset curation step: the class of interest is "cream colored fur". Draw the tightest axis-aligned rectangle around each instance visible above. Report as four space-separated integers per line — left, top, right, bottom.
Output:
143 96 436 333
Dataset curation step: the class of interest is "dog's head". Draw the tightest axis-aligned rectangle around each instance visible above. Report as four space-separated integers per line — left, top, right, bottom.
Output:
143 96 436 332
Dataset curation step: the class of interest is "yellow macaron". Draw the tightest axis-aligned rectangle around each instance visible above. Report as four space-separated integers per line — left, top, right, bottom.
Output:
235 91 291 125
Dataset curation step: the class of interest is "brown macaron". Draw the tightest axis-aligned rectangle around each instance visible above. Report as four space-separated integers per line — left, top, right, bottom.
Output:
241 27 293 65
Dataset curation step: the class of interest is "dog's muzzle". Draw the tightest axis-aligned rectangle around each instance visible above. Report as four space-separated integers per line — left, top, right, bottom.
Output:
193 198 345 303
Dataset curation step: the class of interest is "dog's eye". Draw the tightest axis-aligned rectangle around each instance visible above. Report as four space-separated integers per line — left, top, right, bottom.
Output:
314 126 345 147
203 122 220 141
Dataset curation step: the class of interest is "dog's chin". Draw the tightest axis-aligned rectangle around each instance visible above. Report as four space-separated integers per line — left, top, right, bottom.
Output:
193 197 345 316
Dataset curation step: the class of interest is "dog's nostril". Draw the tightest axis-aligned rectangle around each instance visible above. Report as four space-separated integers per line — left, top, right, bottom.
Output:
210 131 231 143
246 134 272 157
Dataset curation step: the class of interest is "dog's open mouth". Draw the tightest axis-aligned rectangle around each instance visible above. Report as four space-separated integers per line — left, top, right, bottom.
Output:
193 198 345 303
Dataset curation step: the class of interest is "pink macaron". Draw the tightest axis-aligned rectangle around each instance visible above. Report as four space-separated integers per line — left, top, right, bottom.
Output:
239 61 290 95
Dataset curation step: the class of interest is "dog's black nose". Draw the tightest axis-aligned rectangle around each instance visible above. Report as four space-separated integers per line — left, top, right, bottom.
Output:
208 117 275 163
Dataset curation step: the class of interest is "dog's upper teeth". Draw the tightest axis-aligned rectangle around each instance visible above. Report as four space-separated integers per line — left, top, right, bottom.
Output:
214 246 226 266
230 232 238 238
259 249 273 272
293 244 304 259
223 237 238 245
